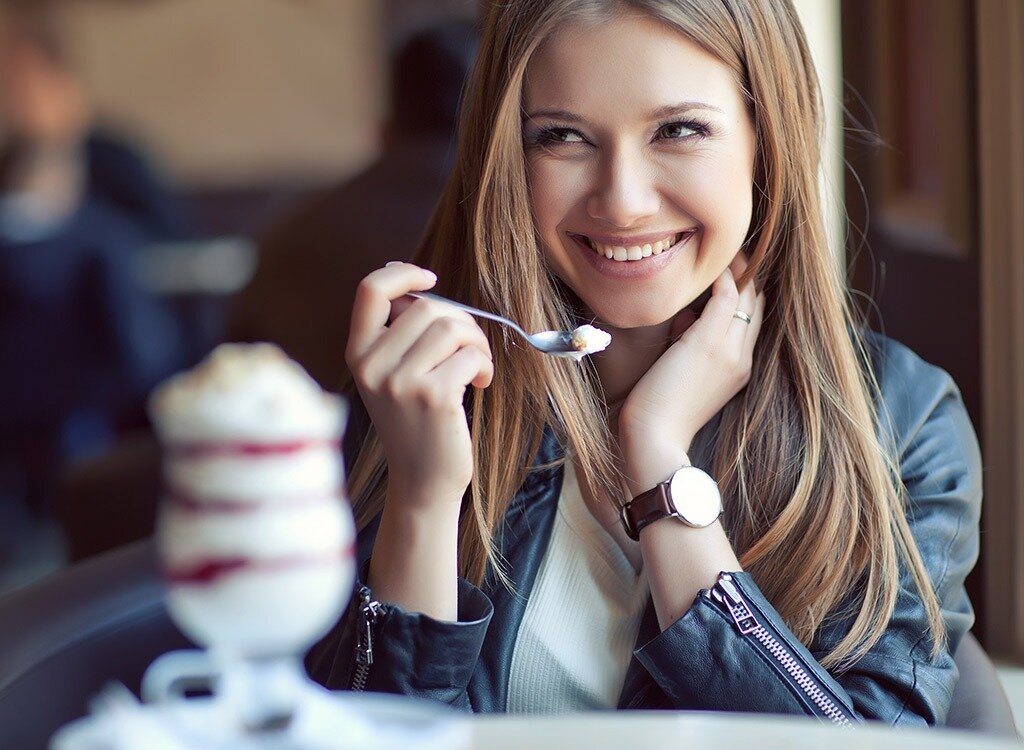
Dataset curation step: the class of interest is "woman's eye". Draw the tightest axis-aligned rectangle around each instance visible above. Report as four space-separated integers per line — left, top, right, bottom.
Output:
543 128 585 143
655 121 702 140
526 127 587 146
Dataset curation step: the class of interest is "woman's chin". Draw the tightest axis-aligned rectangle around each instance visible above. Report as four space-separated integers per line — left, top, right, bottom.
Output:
587 306 678 331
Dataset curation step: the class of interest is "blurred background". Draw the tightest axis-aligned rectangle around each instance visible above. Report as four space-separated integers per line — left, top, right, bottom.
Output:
0 0 1021 697
0 0 478 586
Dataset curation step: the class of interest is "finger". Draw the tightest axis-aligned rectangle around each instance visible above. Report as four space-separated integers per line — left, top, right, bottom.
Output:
389 294 418 322
726 258 759 347
739 291 767 365
347 263 438 362
732 250 754 288
359 298 476 385
729 251 757 306
390 291 468 324
398 316 491 378
699 264 742 340
385 296 476 346
429 345 495 393
732 252 757 300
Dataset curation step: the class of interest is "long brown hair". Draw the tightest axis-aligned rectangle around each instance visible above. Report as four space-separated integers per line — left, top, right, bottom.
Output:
345 0 944 671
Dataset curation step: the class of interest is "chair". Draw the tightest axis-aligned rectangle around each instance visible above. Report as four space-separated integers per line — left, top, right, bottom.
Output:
947 629 1019 736
0 539 192 750
0 539 1017 750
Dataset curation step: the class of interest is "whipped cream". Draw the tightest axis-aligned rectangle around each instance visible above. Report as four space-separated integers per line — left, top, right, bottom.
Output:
569 324 612 359
149 343 346 444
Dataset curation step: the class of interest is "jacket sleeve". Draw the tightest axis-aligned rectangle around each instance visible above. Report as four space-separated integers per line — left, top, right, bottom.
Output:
304 391 494 709
305 554 493 709
633 337 981 726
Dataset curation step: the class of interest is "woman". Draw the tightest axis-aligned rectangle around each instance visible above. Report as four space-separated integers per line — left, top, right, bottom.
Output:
307 0 980 726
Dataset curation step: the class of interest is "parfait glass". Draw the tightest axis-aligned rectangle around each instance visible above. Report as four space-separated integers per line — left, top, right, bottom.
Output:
143 353 354 737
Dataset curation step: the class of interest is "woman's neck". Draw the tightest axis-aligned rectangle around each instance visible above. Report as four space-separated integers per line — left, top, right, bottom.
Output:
594 322 671 403
589 309 699 436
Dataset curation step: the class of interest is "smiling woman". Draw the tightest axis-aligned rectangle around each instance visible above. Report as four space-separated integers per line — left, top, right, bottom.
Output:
523 14 755 317
306 0 982 727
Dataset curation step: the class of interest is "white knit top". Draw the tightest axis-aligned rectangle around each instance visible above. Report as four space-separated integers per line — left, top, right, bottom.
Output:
506 461 649 713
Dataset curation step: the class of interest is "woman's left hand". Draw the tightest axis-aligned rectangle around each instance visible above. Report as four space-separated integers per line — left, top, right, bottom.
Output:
617 252 765 493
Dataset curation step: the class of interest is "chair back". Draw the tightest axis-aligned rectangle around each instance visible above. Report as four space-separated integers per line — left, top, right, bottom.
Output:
948 631 1019 737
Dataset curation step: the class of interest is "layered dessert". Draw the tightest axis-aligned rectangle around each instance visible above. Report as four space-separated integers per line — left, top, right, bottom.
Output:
148 343 354 657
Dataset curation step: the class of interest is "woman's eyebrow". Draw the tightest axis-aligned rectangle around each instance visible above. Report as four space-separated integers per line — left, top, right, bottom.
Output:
522 108 582 122
523 101 725 123
648 101 726 119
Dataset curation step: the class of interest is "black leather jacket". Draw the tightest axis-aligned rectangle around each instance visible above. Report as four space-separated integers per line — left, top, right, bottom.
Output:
307 332 981 726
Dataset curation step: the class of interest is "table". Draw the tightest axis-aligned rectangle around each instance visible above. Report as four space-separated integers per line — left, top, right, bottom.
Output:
52 691 1023 750
472 711 1022 750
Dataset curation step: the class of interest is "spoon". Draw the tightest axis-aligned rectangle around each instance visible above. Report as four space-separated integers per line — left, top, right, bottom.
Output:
407 292 610 359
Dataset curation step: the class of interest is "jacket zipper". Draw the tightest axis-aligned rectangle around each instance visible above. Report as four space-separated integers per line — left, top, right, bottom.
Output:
350 585 385 692
708 573 856 727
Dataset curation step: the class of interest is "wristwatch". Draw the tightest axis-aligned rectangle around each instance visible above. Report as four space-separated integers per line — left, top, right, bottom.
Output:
620 463 723 540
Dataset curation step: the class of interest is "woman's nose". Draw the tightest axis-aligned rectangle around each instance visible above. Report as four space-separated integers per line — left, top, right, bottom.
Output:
586 150 660 227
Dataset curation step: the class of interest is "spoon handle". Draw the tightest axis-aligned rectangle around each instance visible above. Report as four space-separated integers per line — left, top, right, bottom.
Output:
407 292 531 341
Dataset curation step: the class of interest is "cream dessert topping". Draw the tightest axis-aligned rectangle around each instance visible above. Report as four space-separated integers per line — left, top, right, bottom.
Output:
570 324 612 358
149 342 345 444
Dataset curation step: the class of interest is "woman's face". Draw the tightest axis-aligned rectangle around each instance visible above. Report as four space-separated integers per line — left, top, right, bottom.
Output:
523 13 756 328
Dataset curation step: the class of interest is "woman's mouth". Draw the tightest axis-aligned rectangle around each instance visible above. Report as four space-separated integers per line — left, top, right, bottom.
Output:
566 230 696 280
569 228 696 260
574 232 690 261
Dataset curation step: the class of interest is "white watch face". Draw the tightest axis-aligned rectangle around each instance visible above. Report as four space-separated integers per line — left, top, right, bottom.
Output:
668 466 722 527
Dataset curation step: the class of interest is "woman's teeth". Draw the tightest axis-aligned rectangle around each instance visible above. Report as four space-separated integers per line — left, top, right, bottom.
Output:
588 234 682 262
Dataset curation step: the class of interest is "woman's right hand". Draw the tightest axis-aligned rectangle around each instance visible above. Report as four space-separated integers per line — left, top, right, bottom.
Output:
346 262 494 513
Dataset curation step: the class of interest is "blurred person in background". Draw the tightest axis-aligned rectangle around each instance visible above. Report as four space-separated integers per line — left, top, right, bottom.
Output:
57 18 477 563
0 1 187 547
0 2 188 244
226 19 479 389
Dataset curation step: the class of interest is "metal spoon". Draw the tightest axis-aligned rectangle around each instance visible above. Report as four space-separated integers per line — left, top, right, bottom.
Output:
407 291 608 359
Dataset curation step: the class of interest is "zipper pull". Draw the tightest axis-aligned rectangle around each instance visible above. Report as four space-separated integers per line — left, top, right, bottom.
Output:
355 586 383 667
714 573 761 635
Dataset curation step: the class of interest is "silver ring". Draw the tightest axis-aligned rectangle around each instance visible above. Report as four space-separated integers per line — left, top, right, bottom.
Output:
733 310 752 324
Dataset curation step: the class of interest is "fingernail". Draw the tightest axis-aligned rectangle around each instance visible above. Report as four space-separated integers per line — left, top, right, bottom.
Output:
385 260 402 267
423 269 438 282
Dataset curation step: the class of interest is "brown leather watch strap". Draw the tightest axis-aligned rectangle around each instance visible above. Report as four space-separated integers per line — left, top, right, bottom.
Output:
620 482 676 541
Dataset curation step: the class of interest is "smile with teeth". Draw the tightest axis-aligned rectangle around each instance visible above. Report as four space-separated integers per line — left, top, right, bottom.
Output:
582 232 687 261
